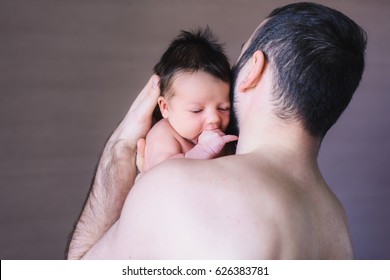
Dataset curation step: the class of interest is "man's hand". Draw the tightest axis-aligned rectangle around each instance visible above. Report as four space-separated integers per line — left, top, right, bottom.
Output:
186 129 238 159
111 75 160 149
66 75 160 259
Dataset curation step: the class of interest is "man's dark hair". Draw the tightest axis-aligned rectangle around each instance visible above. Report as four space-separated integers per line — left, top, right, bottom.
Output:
232 2 367 137
154 27 231 98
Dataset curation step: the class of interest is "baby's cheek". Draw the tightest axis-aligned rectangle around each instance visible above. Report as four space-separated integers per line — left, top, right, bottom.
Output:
182 125 202 140
221 116 231 131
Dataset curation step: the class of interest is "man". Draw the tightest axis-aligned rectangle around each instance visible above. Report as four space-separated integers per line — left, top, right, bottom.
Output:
67 2 366 259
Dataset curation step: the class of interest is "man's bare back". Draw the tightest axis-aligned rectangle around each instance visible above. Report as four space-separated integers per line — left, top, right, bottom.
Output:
83 149 352 259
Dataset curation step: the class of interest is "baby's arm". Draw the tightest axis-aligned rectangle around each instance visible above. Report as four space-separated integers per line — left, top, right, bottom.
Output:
143 120 183 172
185 129 238 160
142 121 238 172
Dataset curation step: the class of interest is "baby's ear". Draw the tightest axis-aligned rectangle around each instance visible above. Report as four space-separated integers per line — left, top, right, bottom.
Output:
158 96 169 118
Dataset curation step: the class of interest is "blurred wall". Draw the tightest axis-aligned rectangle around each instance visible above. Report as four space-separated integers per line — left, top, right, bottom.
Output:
0 0 389 259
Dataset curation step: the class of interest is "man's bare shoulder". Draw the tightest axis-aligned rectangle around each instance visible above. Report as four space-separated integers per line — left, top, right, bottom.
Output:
119 156 285 259
115 151 352 259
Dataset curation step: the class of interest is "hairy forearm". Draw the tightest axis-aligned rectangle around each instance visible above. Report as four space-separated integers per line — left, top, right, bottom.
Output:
66 75 159 259
67 138 137 259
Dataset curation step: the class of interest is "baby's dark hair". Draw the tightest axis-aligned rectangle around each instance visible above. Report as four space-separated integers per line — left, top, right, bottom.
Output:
154 27 231 99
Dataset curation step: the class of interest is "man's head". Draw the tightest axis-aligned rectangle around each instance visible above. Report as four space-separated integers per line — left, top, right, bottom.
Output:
232 2 367 137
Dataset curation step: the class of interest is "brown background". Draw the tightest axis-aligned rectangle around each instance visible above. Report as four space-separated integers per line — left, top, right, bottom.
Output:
0 0 389 259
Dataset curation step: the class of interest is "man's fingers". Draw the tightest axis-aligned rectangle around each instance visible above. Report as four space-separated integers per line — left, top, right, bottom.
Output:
130 75 160 113
117 75 160 142
136 138 146 173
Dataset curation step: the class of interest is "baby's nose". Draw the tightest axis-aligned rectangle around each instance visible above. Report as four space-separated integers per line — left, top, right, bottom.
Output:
205 111 221 129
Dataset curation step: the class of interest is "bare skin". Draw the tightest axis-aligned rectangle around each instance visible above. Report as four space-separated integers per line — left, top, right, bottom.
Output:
67 28 353 260
67 75 160 259
78 144 352 259
142 71 237 172
143 119 237 172
80 112 353 259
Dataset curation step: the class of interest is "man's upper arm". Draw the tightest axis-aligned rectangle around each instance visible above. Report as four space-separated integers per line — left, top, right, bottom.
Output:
79 161 185 259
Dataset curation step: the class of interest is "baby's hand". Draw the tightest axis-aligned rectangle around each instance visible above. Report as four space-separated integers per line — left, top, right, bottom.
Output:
186 129 238 159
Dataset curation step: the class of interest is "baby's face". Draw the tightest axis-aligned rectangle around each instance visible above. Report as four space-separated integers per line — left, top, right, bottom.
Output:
161 71 230 144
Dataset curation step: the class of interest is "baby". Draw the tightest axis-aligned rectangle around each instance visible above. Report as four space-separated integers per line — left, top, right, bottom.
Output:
141 28 238 172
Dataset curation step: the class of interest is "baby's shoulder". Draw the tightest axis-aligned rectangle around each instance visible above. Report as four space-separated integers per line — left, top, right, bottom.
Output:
146 119 175 140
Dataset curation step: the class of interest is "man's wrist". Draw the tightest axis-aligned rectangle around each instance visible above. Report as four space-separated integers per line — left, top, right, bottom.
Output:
109 139 137 162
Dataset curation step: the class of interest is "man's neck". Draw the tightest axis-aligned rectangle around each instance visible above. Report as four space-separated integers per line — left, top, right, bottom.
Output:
236 117 322 170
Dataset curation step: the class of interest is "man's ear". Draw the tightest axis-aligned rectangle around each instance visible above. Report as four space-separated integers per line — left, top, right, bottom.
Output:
238 50 266 92
158 96 169 118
